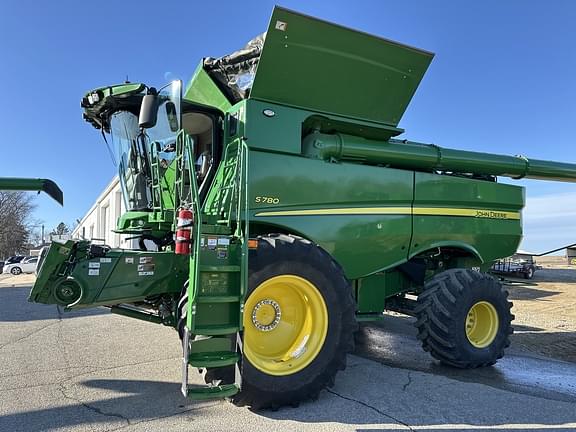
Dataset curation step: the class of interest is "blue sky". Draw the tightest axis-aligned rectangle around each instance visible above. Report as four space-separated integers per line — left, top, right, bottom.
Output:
1 0 575 253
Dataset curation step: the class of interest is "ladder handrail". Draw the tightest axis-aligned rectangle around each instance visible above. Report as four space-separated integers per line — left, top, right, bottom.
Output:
238 140 249 302
173 132 203 321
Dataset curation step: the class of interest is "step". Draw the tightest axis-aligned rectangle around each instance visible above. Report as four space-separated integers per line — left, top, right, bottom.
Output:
199 265 241 273
188 351 240 368
196 295 241 304
185 383 239 400
194 324 241 336
201 225 234 235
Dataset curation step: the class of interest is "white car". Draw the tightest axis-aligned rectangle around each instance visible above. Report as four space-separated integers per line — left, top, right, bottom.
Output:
3 257 39 275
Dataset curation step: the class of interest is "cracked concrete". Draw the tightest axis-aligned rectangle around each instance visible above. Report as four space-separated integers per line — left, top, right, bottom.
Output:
57 380 131 427
326 388 414 431
2 279 576 431
0 320 59 351
402 371 413 392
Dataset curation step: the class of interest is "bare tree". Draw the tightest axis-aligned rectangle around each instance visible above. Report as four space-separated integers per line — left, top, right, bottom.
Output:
50 222 70 236
0 192 36 258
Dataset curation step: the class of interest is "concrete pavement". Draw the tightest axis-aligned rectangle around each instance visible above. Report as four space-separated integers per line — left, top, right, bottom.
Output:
1 278 576 431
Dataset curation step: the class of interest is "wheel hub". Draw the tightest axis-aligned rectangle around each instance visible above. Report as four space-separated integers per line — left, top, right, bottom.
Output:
243 275 329 376
465 301 499 348
251 299 281 331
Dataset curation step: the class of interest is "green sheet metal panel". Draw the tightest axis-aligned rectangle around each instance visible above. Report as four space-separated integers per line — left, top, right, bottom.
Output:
410 172 524 265
185 64 232 112
357 271 411 313
247 150 414 279
250 7 434 126
30 243 189 308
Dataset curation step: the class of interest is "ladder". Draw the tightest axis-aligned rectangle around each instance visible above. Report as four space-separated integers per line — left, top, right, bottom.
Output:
177 132 248 399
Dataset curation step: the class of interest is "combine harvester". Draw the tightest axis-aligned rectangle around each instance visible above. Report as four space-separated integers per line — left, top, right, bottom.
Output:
29 7 576 408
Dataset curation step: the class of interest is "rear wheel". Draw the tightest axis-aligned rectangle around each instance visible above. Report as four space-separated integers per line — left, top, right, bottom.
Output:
10 267 22 275
230 234 357 409
414 268 513 368
524 266 535 279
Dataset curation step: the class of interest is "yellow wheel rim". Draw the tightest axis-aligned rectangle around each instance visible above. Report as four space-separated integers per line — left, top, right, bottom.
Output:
243 275 328 376
465 301 499 348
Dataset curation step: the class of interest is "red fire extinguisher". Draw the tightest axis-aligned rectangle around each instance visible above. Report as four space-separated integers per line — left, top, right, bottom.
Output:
175 208 194 255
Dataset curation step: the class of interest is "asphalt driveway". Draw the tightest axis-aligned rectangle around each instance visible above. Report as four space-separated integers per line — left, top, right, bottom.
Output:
1 277 576 431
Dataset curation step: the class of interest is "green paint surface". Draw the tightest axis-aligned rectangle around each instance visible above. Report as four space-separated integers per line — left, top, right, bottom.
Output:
251 7 433 126
184 64 231 112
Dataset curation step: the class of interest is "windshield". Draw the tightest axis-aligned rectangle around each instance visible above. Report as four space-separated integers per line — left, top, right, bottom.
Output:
109 81 182 212
110 111 149 210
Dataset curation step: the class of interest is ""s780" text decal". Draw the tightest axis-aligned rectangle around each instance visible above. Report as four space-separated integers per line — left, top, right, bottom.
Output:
255 196 280 205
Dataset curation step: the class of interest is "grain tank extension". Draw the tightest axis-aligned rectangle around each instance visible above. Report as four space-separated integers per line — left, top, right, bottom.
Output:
29 7 576 409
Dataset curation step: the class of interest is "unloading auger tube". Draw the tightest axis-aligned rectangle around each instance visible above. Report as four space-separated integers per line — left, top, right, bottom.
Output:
303 131 576 182
0 177 63 205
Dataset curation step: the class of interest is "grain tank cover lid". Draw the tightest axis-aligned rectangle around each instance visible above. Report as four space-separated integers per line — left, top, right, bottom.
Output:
250 7 434 127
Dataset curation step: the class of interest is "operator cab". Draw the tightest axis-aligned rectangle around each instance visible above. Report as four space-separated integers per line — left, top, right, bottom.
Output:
154 107 218 198
181 109 219 196
109 81 222 214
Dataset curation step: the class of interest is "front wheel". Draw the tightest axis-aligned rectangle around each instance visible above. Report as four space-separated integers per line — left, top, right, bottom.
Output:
232 234 357 409
10 267 22 275
415 268 513 368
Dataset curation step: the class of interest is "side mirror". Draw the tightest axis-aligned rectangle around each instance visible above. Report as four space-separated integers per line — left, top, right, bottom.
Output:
139 93 158 128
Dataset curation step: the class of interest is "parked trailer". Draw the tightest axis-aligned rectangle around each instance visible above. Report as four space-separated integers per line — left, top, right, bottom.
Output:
491 252 539 279
29 8 576 409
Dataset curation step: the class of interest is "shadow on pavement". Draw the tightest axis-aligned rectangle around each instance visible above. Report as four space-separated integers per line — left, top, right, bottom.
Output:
2 376 575 432
497 268 576 284
513 329 576 363
527 268 576 283
0 286 107 322
506 285 561 301
513 324 545 332
0 379 207 432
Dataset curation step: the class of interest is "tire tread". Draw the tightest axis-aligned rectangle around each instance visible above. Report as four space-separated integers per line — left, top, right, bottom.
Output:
231 233 357 409
414 268 513 369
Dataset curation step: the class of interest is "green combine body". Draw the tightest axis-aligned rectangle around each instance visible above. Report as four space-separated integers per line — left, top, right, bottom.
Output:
29 7 576 408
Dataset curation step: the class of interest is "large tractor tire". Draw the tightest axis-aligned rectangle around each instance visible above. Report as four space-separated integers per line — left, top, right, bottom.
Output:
414 268 513 368
211 234 357 409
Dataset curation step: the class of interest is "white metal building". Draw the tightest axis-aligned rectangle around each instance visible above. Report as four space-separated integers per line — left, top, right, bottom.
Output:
71 177 136 249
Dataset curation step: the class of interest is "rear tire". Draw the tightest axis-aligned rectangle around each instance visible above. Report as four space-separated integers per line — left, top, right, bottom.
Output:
230 234 357 409
414 268 513 368
11 267 22 275
524 266 535 279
